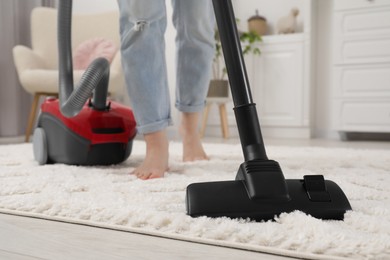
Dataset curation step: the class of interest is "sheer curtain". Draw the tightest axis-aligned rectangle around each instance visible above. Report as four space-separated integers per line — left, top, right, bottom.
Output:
0 0 56 140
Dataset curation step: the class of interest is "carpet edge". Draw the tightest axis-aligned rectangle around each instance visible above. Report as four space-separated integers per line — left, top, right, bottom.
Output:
0 208 351 260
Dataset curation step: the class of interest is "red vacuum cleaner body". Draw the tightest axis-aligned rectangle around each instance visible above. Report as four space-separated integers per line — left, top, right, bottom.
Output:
33 1 137 166
34 98 136 165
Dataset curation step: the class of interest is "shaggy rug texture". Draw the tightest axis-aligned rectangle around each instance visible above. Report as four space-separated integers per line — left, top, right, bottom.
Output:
0 141 389 260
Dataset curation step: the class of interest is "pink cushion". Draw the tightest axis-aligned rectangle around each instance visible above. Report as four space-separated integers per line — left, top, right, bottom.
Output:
73 38 117 70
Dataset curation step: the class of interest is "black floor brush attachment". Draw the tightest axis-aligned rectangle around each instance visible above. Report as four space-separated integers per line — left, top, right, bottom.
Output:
186 173 351 221
185 0 352 221
187 158 351 221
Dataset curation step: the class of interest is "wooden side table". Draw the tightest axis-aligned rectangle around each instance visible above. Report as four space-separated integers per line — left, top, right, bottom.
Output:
200 97 230 139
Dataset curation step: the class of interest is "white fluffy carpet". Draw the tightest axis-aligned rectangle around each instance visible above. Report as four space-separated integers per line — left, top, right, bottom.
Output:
0 141 389 260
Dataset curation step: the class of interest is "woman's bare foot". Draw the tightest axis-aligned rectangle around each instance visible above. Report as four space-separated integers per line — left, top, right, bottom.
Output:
180 112 208 162
132 130 169 180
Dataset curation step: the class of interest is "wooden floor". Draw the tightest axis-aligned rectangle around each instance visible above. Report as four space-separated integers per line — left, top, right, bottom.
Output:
0 213 288 260
1 137 389 259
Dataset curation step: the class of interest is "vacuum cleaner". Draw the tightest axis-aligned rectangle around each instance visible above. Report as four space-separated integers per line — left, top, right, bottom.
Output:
33 0 136 166
186 0 352 221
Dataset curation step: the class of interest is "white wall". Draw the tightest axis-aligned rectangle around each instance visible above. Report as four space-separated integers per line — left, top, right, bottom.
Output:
313 0 338 139
72 0 118 14
232 0 305 35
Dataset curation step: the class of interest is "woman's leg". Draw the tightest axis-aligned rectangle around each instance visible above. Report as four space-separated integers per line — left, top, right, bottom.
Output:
171 0 215 161
118 0 171 179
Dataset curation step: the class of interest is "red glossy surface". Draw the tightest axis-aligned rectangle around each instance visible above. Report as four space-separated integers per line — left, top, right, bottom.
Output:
41 99 137 145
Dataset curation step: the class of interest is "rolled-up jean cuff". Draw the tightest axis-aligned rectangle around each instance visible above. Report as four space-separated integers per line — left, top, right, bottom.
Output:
175 102 206 113
137 118 173 135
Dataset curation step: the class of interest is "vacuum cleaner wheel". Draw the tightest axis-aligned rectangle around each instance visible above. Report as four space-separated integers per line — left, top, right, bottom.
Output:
33 127 48 165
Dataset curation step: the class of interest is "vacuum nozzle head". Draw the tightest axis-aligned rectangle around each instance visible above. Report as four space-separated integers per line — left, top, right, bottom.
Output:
186 159 352 221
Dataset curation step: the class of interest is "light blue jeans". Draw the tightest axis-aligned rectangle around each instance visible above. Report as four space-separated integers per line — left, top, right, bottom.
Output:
117 0 215 134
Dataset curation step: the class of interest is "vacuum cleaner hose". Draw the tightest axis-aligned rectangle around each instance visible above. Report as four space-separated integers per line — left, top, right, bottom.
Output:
58 0 109 117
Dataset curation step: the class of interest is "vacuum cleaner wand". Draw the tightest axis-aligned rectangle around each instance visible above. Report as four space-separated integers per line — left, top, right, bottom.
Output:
212 0 267 162
185 0 352 221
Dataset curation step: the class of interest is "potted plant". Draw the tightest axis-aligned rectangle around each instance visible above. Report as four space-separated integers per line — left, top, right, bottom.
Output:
208 25 262 98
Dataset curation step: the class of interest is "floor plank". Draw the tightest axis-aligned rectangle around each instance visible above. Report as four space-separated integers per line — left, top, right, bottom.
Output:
0 250 44 260
0 213 289 260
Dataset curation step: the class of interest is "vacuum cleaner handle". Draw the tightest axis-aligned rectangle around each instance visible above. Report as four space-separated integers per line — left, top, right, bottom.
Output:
212 0 268 161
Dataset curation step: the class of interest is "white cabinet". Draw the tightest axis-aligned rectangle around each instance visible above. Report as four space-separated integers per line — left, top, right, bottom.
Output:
252 35 304 127
204 0 314 139
333 0 390 11
332 0 390 134
244 33 311 139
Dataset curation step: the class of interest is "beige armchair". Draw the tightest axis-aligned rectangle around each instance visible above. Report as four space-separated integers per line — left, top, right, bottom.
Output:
13 7 125 142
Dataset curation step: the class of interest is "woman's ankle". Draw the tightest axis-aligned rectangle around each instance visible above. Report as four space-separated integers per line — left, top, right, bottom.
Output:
179 112 208 161
144 130 169 152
